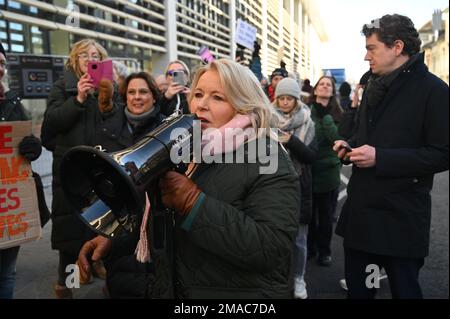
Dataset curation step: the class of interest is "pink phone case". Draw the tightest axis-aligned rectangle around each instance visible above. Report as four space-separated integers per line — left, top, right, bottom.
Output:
88 59 113 87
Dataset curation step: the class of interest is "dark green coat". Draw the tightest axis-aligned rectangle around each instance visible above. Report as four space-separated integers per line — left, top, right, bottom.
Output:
310 105 342 193
174 139 300 298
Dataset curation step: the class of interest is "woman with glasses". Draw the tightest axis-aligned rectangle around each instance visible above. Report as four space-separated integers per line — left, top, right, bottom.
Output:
41 39 124 298
160 60 191 116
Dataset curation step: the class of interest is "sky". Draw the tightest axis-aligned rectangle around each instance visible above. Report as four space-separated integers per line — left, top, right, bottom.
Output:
316 0 449 83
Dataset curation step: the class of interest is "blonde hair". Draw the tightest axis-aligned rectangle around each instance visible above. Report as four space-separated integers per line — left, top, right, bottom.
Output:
66 39 108 78
165 60 191 81
188 59 279 136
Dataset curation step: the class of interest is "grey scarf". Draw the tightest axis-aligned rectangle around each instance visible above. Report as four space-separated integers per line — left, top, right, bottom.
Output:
277 103 315 146
125 106 156 132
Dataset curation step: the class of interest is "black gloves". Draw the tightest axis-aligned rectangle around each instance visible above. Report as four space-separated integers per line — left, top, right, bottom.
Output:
19 135 42 161
314 103 331 119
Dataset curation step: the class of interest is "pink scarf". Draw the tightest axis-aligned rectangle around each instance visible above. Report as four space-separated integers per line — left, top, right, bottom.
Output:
135 114 255 263
201 114 255 156
135 192 151 263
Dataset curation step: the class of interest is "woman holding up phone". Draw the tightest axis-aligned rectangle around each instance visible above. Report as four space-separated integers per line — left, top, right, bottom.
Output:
41 39 124 299
160 60 191 116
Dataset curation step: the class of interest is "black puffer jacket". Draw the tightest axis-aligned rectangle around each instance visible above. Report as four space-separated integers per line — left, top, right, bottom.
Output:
102 107 167 299
42 69 125 253
0 91 29 121
159 93 189 116
285 135 317 224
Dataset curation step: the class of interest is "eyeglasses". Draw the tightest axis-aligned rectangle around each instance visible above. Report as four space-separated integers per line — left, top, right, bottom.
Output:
166 69 187 77
78 53 100 61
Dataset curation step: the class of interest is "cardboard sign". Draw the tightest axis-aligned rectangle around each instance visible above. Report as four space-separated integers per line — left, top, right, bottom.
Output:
235 19 257 50
0 121 41 249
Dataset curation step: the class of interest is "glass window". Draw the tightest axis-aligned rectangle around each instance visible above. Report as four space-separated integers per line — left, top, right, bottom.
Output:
31 26 41 34
105 12 112 22
11 44 24 52
10 33 23 41
9 22 23 31
8 0 21 9
32 36 43 44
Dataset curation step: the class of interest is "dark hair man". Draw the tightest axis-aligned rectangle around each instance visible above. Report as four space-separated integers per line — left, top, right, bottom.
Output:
333 14 449 299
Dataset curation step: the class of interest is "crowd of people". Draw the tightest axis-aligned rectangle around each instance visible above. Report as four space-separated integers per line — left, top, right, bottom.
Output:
0 13 448 300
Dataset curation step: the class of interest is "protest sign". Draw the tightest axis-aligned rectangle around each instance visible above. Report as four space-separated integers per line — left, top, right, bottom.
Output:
0 121 41 249
235 19 257 50
197 46 215 64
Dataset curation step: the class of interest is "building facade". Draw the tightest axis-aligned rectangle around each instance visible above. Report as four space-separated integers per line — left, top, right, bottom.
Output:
419 7 449 84
1 0 327 82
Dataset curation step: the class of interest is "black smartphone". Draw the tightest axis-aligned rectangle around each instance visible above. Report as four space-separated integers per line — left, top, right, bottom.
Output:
339 144 352 152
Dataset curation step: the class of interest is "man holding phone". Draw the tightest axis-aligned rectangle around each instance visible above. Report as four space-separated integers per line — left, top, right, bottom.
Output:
160 60 191 116
333 14 449 299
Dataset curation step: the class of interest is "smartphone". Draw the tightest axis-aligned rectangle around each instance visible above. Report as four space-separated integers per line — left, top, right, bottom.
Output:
172 71 187 86
339 144 352 152
88 59 113 88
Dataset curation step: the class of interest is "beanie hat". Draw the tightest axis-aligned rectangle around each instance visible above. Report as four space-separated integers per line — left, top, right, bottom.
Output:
275 78 300 99
271 68 288 80
0 42 6 58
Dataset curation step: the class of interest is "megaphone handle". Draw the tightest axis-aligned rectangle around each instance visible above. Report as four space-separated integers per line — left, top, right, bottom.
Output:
153 183 164 211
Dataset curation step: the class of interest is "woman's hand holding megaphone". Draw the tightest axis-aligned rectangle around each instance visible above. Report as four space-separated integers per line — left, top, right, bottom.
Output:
159 171 202 216
78 235 112 280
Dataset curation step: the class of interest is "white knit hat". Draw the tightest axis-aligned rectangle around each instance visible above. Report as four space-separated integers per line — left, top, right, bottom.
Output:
275 78 301 99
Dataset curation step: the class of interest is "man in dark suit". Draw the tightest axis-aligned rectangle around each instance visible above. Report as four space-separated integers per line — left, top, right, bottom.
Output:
333 14 449 299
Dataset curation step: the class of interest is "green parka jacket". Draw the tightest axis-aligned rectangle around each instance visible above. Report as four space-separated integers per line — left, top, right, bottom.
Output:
173 139 300 298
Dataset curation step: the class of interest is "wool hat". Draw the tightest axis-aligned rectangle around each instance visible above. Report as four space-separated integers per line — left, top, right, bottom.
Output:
0 42 6 58
270 68 288 80
275 78 301 99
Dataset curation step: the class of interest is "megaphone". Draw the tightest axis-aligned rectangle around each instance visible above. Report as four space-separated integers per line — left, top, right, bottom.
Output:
60 113 197 238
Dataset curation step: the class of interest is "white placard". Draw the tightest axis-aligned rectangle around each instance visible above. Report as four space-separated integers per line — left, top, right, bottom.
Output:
235 19 257 50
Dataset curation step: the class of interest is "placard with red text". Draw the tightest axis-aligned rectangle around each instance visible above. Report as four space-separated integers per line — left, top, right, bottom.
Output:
0 121 41 249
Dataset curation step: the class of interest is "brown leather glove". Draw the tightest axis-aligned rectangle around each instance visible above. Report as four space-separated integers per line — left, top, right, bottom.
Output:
98 78 114 113
159 171 202 216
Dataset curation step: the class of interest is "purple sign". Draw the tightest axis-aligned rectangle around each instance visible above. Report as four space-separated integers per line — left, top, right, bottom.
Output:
197 46 215 63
